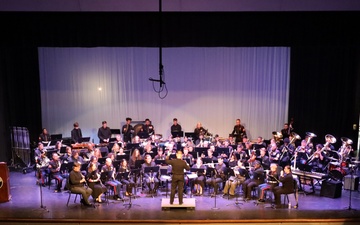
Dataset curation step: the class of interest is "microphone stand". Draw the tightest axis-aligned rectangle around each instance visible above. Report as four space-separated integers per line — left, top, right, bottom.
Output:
34 168 49 213
210 170 219 210
345 162 356 211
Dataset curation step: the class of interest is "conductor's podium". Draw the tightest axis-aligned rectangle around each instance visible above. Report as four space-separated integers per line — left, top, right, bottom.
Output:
161 198 195 210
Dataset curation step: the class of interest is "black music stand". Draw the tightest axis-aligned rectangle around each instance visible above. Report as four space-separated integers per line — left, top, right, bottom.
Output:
207 168 220 210
130 168 141 198
144 166 159 197
155 159 166 165
171 131 184 138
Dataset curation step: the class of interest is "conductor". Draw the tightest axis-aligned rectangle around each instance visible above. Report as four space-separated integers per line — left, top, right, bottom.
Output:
165 150 190 205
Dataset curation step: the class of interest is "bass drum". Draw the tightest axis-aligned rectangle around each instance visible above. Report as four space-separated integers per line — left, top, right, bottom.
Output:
133 124 144 136
329 168 345 181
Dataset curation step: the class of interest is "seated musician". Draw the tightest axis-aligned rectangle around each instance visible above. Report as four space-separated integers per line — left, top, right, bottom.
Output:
273 165 294 208
101 158 123 200
192 158 206 195
244 141 253 157
258 148 270 170
71 122 82 143
111 143 121 154
242 160 265 201
39 128 51 143
142 141 154 158
205 148 217 162
83 143 95 162
68 150 85 164
86 162 106 202
48 153 66 192
231 119 247 144
268 143 281 164
98 121 111 143
129 148 142 169
61 146 72 163
118 159 135 196
54 141 62 155
308 144 327 173
182 147 194 165
223 160 248 196
87 155 99 169
236 144 249 164
34 142 46 159
206 157 227 197
69 162 92 206
94 148 103 159
256 136 266 148
293 140 310 171
141 154 159 194
195 134 206 147
154 148 166 161
279 138 295 168
35 149 50 186
194 122 206 142
212 134 222 147
228 153 238 168
257 163 280 203
228 135 236 145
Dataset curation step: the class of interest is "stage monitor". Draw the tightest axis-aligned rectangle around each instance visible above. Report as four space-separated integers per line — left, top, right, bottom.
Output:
171 131 183 138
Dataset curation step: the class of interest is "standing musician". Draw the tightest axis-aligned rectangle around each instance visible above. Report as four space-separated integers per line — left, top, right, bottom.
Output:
242 160 265 201
122 117 134 143
257 163 280 203
98 121 111 143
194 122 206 142
48 153 66 193
39 128 51 143
142 118 155 136
165 150 190 205
141 154 159 194
69 162 93 206
223 160 248 196
86 162 107 202
206 157 227 197
118 159 135 196
279 138 295 168
71 122 83 143
192 158 207 196
231 119 247 144
170 118 182 133
101 158 123 200
281 122 294 140
273 165 294 208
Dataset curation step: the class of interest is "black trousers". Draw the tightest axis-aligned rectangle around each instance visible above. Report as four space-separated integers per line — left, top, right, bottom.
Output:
170 174 185 204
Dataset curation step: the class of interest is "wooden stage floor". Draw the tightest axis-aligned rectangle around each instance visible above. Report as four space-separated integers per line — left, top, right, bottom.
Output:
0 170 360 224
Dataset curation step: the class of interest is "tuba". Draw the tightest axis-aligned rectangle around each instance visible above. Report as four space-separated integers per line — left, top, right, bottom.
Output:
305 132 317 146
289 132 301 145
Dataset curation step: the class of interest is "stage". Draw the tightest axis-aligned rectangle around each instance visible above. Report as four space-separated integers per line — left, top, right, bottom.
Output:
0 170 360 225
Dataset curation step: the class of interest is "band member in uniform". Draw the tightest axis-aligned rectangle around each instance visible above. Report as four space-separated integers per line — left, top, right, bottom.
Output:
231 119 247 144
293 140 310 171
35 142 46 159
257 163 280 203
223 160 248 196
242 160 265 201
273 165 293 208
98 121 111 143
69 162 93 206
281 122 293 140
71 122 82 143
101 158 123 200
194 122 206 142
307 144 327 173
279 138 295 168
48 153 65 192
122 117 133 143
192 158 206 196
86 162 107 202
258 148 270 170
165 150 190 205
268 143 281 164
68 149 85 164
170 118 182 133
39 128 51 142
206 157 227 197
142 154 159 194
35 149 50 186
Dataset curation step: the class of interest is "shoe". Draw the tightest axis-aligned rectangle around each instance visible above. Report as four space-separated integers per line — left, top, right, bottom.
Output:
257 199 265 203
222 193 228 197
170 202 173 205
54 189 61 193
179 202 183 205
113 195 122 201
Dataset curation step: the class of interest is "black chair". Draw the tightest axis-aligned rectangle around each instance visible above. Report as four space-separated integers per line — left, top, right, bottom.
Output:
282 178 299 208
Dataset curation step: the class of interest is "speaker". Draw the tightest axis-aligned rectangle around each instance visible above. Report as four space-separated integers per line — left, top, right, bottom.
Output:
320 179 342 198
344 175 359 191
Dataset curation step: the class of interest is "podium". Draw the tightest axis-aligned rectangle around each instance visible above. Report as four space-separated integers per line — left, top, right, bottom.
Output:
0 162 11 202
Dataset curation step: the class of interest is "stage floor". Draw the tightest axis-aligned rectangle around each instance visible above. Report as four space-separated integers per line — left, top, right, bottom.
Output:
0 170 360 224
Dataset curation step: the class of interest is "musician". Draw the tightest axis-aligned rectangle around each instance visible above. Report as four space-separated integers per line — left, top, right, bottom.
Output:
182 147 194 165
69 162 93 206
154 148 166 161
308 144 327 173
257 163 280 203
101 158 123 200
242 160 265 201
192 158 206 196
48 153 65 192
111 143 122 155
244 141 253 158
258 148 270 170
118 159 135 196
281 123 293 140
194 122 206 141
228 135 236 145
142 118 155 136
83 143 95 161
39 128 51 142
68 150 85 164
88 155 100 170
54 141 62 155
165 150 190 205
34 142 46 159
142 141 154 158
236 144 249 164
132 135 141 144
170 118 182 133
268 143 281 164
86 162 106 202
122 117 134 143
35 149 50 186
223 160 248 196
71 122 82 143
228 153 238 168
279 138 295 168
195 134 206 147
293 140 310 171
94 148 103 159
61 146 72 163
129 148 142 169
212 134 222 147
273 165 294 208
206 157 227 197
98 121 111 143
142 154 159 194
205 148 217 162
231 119 247 143
256 136 266 148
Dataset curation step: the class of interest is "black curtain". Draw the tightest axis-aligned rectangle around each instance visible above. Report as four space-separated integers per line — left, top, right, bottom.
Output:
1 11 360 162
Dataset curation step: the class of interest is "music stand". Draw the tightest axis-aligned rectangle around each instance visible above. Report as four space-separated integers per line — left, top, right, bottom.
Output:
155 159 166 165
79 137 90 143
134 160 145 169
216 147 230 158
159 166 171 198
225 169 243 208
131 168 142 197
116 154 130 161
189 168 204 197
126 143 140 151
206 167 220 210
171 131 184 138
